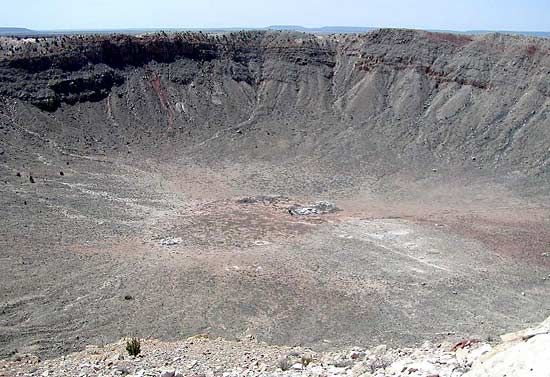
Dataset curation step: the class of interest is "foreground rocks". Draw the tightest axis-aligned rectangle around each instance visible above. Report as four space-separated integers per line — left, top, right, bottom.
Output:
0 337 474 377
1 316 548 377
464 316 550 377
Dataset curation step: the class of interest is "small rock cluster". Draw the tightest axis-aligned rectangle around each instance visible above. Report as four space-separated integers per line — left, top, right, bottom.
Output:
159 237 183 246
237 196 289 205
288 201 339 216
236 196 340 217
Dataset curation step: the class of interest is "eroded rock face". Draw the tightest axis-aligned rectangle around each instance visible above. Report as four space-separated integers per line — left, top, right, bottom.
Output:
0 33 223 111
0 29 548 175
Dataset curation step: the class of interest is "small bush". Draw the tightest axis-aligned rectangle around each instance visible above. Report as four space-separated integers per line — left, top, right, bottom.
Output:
126 338 141 356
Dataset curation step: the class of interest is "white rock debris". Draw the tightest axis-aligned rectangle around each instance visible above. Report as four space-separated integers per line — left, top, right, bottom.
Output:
159 237 182 246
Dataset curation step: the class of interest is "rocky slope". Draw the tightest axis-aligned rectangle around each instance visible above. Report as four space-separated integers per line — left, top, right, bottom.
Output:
2 316 549 377
0 29 549 179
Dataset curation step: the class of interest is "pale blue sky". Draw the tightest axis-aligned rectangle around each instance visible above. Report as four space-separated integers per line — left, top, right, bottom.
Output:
1 0 548 31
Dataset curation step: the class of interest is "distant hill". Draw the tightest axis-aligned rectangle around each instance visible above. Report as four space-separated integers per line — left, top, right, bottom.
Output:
267 25 550 38
268 25 377 33
267 25 550 37
466 30 550 38
0 27 41 35
268 25 310 32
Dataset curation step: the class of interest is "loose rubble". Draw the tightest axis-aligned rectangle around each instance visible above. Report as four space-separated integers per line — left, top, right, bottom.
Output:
0 337 472 377
3 316 549 377
237 196 289 205
288 201 339 216
236 196 340 217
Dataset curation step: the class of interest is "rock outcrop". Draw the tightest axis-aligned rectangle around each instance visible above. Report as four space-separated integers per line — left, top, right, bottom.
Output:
465 316 550 377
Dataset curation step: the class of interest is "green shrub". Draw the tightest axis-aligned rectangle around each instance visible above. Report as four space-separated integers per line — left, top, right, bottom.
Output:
126 338 141 356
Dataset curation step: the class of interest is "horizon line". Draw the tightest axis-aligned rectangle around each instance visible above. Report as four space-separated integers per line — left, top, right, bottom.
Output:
1 25 549 34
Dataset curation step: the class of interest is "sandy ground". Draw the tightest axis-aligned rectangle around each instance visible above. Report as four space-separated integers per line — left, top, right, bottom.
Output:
1 154 549 359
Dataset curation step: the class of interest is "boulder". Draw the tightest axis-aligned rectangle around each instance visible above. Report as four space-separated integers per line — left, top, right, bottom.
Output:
159 370 175 377
464 316 550 377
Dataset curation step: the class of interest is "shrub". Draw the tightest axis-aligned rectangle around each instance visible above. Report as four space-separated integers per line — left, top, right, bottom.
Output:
126 338 141 356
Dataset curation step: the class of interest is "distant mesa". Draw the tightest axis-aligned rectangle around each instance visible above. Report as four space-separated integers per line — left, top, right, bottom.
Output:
0 27 40 36
267 25 378 33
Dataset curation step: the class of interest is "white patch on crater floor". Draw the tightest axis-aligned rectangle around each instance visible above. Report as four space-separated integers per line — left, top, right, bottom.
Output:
334 219 453 272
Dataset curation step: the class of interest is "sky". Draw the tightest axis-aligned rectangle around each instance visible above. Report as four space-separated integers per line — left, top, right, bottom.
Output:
0 0 549 32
